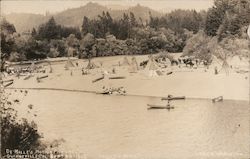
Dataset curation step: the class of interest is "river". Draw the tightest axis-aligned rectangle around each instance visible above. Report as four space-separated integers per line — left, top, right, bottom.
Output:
14 90 249 159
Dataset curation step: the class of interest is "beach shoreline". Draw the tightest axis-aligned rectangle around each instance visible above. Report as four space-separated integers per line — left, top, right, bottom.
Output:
2 54 249 101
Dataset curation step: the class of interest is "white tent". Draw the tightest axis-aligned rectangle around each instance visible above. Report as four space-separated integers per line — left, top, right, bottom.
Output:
211 55 230 75
145 56 158 71
86 59 98 69
64 58 75 70
129 57 139 72
30 62 37 72
211 55 223 68
229 55 249 69
145 56 159 77
121 57 130 66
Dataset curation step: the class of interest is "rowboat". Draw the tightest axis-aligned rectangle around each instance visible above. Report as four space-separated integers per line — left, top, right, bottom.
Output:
212 96 223 103
161 96 185 100
147 104 174 110
97 91 111 95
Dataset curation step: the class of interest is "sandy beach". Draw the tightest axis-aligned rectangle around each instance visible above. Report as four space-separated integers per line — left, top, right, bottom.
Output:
3 54 249 101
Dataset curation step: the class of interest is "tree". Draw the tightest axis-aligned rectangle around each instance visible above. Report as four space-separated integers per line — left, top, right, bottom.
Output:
24 38 48 60
0 18 16 35
205 0 250 37
80 33 95 58
1 19 16 70
0 88 45 157
130 12 137 27
31 28 37 38
205 7 224 36
82 16 90 36
183 31 212 61
37 17 61 40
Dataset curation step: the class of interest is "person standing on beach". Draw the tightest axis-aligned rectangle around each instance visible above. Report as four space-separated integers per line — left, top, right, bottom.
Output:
214 66 218 75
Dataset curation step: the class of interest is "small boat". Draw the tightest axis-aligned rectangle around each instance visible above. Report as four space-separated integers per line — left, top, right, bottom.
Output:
97 91 111 95
212 96 223 103
147 104 174 110
161 96 185 101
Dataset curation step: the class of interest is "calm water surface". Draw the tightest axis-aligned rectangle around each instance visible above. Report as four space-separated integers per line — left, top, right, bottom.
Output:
16 90 249 159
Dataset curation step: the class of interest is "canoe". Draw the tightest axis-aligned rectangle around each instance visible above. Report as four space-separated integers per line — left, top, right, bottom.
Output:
98 91 111 95
148 106 175 110
147 104 174 110
161 96 185 100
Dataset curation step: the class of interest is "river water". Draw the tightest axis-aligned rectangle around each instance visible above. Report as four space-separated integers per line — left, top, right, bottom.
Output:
14 90 249 159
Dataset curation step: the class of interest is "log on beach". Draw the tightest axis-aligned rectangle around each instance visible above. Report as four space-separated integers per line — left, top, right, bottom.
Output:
36 75 49 82
24 75 32 80
92 76 104 83
4 81 13 88
2 79 14 83
109 76 126 80
37 75 48 80
167 71 173 75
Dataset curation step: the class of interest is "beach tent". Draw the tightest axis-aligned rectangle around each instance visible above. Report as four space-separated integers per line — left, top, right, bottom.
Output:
229 55 249 69
163 58 172 65
211 55 230 75
220 60 230 75
86 59 98 69
211 55 223 68
129 57 139 72
121 57 130 66
64 58 75 70
154 52 173 66
30 62 37 72
145 56 158 71
145 56 159 77
148 70 158 77
212 45 231 75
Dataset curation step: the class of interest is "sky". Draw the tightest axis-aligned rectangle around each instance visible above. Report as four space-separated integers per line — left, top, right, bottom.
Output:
1 0 214 15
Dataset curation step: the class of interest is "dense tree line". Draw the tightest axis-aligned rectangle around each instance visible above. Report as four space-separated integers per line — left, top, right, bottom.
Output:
82 11 140 40
1 0 249 62
183 0 250 61
33 17 81 40
205 0 250 39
